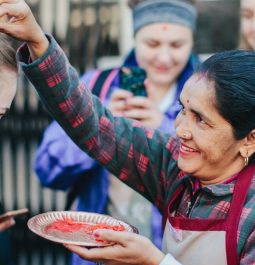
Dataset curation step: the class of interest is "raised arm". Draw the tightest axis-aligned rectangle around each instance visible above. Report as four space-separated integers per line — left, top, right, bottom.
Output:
24 35 177 207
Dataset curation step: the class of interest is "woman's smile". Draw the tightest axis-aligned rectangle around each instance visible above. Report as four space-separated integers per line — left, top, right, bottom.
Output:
179 143 199 156
154 65 171 73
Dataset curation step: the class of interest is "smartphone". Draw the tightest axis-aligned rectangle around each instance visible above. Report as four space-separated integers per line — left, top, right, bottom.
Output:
120 67 147 97
0 208 29 221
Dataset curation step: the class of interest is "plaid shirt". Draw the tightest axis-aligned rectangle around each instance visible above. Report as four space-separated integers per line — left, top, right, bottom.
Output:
18 36 255 264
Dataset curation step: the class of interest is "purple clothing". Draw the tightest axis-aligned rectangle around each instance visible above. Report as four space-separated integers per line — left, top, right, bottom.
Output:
34 48 199 265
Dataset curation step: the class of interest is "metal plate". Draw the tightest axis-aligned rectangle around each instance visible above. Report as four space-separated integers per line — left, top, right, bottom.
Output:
27 211 138 247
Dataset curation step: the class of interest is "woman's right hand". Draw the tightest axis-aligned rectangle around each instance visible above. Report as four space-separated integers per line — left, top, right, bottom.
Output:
0 218 15 232
0 0 49 59
64 229 165 265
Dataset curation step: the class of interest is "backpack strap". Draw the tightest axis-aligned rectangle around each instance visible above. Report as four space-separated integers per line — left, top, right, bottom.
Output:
91 68 119 100
64 68 118 211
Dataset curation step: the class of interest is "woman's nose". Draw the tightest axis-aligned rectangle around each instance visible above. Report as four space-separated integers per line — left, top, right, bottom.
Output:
180 131 192 140
157 47 172 64
176 126 192 140
175 117 192 140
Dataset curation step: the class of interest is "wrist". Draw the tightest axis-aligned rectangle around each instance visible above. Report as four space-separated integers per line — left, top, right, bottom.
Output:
147 250 165 265
27 30 49 61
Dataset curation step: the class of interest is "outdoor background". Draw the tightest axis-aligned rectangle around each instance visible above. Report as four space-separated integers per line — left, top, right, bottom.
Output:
0 0 239 265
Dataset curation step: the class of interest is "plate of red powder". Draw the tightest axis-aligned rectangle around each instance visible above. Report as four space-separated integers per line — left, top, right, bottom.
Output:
27 211 138 247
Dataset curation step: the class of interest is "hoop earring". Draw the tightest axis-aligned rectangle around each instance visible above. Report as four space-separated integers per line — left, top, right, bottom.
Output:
244 155 249 167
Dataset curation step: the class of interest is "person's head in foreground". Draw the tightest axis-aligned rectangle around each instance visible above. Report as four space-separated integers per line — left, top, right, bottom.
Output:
128 0 197 91
0 33 17 120
240 0 255 50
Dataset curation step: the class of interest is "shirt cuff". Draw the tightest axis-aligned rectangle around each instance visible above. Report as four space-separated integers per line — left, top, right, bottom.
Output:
159 254 182 265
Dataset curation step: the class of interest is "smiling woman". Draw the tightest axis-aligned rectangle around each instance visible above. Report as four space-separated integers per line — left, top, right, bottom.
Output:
21 42 255 264
33 47 255 265
175 68 250 185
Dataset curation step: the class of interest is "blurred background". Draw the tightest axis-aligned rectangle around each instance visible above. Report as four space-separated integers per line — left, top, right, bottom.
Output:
0 0 239 264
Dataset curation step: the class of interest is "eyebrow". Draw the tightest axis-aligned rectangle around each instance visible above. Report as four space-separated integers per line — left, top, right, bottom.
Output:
191 108 213 124
179 98 213 124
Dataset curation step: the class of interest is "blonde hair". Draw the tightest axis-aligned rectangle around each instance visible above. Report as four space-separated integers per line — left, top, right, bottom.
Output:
0 33 17 71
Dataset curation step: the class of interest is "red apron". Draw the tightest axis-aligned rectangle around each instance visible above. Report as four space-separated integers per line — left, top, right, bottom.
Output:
162 166 254 265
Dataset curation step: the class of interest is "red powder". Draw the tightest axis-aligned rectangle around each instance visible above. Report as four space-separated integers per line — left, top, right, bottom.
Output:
45 218 126 235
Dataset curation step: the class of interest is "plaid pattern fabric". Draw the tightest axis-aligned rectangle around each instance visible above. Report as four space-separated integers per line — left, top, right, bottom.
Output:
18 35 255 264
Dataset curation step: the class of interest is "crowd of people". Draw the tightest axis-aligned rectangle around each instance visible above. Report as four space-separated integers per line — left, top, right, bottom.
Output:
0 0 255 265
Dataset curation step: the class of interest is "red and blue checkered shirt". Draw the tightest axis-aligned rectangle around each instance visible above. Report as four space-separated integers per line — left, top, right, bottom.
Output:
18 35 255 264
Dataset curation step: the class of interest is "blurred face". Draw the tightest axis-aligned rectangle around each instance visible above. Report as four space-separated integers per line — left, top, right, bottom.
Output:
175 74 244 184
241 0 255 50
135 23 193 89
0 67 17 119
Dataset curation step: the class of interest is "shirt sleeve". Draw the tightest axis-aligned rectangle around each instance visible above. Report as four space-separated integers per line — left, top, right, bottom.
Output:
18 34 179 212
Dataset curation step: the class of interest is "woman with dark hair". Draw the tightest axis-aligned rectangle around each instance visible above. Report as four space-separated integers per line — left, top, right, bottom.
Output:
2 1 255 264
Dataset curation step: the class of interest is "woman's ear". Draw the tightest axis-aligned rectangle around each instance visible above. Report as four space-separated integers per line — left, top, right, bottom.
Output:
240 130 255 158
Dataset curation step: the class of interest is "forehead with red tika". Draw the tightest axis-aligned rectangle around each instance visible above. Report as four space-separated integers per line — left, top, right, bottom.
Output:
162 23 170 31
133 0 197 34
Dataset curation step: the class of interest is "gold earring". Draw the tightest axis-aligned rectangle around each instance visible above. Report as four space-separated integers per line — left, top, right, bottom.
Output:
244 156 249 166
244 152 249 167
